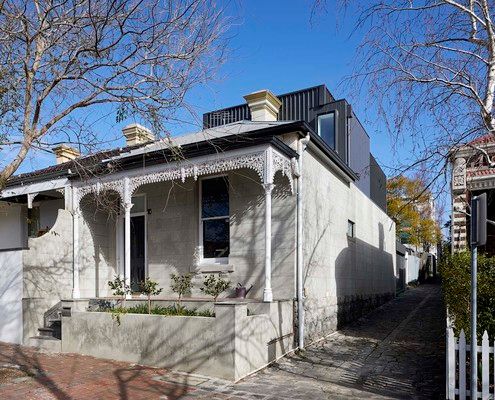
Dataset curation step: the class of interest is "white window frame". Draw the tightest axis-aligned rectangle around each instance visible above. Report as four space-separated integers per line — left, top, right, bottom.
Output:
317 111 337 149
198 175 230 265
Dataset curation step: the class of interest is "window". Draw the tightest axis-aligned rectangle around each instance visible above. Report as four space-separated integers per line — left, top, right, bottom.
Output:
317 112 336 149
347 220 355 238
200 177 230 261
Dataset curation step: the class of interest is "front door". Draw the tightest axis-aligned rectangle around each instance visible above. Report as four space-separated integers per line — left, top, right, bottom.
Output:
130 215 146 291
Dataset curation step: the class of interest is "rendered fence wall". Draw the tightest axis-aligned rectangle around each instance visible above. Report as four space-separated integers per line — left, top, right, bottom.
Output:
0 249 23 343
406 253 421 283
62 300 294 381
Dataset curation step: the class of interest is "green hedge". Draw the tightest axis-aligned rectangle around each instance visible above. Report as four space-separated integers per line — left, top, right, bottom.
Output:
440 251 495 340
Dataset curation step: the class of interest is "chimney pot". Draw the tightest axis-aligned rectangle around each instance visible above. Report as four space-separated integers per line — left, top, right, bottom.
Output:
243 90 282 122
122 123 155 146
52 145 80 164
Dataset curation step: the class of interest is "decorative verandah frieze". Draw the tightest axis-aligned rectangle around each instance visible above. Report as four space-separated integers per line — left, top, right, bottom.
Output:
71 145 297 301
74 147 295 206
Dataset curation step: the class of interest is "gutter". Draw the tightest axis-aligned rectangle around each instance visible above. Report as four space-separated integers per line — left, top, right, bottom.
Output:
296 133 310 350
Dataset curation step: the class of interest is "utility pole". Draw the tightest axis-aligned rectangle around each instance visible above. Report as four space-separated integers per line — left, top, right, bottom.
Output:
469 192 487 397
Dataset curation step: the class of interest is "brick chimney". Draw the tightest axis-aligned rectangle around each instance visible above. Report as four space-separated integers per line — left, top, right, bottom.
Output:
122 123 155 146
243 90 282 122
52 145 80 164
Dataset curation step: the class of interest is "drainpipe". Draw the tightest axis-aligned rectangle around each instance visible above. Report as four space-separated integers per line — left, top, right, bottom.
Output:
297 133 310 350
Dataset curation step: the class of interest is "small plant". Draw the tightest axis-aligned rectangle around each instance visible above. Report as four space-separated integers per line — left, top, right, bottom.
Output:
139 278 163 314
170 273 193 310
200 274 231 301
108 276 131 307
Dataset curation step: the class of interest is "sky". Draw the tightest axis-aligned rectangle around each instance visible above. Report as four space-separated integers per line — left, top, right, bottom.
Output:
18 0 398 177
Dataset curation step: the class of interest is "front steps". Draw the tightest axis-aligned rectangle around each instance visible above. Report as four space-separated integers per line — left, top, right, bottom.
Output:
27 303 63 352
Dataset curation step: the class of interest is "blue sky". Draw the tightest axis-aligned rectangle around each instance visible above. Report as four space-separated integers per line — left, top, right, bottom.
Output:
20 0 396 176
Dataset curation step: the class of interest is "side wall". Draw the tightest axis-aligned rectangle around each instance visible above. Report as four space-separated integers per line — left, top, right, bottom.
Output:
0 250 23 343
303 148 396 342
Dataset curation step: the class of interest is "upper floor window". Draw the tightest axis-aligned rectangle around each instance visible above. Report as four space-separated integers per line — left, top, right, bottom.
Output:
200 176 230 261
317 112 336 149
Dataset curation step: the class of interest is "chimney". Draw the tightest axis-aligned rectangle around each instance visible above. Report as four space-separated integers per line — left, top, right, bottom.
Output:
243 90 282 122
52 145 80 164
122 123 155 146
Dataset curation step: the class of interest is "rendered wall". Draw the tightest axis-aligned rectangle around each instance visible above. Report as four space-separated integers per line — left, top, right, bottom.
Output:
22 209 73 341
62 300 294 381
39 198 65 230
0 249 23 343
79 197 118 298
302 148 396 342
133 168 295 301
0 202 25 250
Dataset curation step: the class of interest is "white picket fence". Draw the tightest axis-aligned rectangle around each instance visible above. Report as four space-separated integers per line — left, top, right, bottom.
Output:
446 327 494 399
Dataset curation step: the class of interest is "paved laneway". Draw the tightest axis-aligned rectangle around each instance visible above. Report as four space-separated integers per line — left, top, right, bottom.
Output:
0 284 444 399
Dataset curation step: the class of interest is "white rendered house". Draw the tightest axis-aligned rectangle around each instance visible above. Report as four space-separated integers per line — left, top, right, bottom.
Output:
0 85 396 380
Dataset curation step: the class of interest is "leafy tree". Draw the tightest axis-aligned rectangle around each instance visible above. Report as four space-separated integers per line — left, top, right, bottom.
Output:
387 175 441 250
200 274 230 301
139 278 163 314
170 273 193 310
0 0 227 188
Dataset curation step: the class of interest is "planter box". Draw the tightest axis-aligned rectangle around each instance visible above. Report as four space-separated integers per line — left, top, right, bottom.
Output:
62 300 294 381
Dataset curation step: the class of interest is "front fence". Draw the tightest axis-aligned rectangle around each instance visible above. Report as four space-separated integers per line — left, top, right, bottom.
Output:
446 327 494 399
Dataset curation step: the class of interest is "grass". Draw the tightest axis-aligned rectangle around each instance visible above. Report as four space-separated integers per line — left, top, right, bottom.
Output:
95 303 215 317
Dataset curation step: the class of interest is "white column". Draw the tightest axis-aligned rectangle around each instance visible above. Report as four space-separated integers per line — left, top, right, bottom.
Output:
72 187 80 299
263 147 274 302
123 177 132 298
263 182 274 302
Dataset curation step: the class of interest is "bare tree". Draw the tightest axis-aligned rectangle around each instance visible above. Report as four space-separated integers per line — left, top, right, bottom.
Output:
314 0 495 187
0 0 228 188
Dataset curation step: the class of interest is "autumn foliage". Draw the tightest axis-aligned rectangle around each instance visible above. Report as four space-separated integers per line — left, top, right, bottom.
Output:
387 176 441 250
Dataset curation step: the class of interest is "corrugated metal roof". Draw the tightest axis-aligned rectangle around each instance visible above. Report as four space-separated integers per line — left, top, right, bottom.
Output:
109 120 297 161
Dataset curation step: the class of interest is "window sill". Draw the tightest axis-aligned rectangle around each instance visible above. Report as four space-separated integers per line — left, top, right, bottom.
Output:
194 263 234 273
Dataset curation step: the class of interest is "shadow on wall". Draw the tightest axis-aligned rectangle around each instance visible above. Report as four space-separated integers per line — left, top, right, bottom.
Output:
334 222 395 329
303 220 395 341
80 192 119 298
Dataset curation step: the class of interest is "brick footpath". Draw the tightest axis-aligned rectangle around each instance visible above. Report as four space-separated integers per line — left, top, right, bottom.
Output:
0 284 445 400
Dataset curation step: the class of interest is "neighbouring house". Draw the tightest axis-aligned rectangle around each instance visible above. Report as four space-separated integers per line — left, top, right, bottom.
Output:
0 84 396 381
450 134 495 255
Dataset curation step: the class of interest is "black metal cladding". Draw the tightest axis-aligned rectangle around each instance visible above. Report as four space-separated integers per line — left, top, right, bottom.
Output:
202 84 356 164
203 85 334 129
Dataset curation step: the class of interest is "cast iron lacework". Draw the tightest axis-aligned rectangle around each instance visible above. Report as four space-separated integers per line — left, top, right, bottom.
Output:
75 149 295 206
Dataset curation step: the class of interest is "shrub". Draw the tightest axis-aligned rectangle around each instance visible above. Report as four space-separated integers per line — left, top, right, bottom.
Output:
108 276 131 307
139 278 163 314
440 251 495 340
108 303 214 317
170 273 193 310
200 274 231 301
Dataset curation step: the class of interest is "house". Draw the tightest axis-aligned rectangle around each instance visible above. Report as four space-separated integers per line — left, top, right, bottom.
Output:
0 85 396 381
450 134 495 255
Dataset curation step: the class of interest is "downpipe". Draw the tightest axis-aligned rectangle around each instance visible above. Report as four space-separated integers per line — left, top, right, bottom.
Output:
297 133 310 350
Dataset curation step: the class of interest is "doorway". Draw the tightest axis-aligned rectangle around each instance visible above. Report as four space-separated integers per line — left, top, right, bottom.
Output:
117 194 147 292
129 215 146 291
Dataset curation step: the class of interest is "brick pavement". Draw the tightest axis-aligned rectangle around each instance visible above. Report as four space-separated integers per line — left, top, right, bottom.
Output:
0 283 445 399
